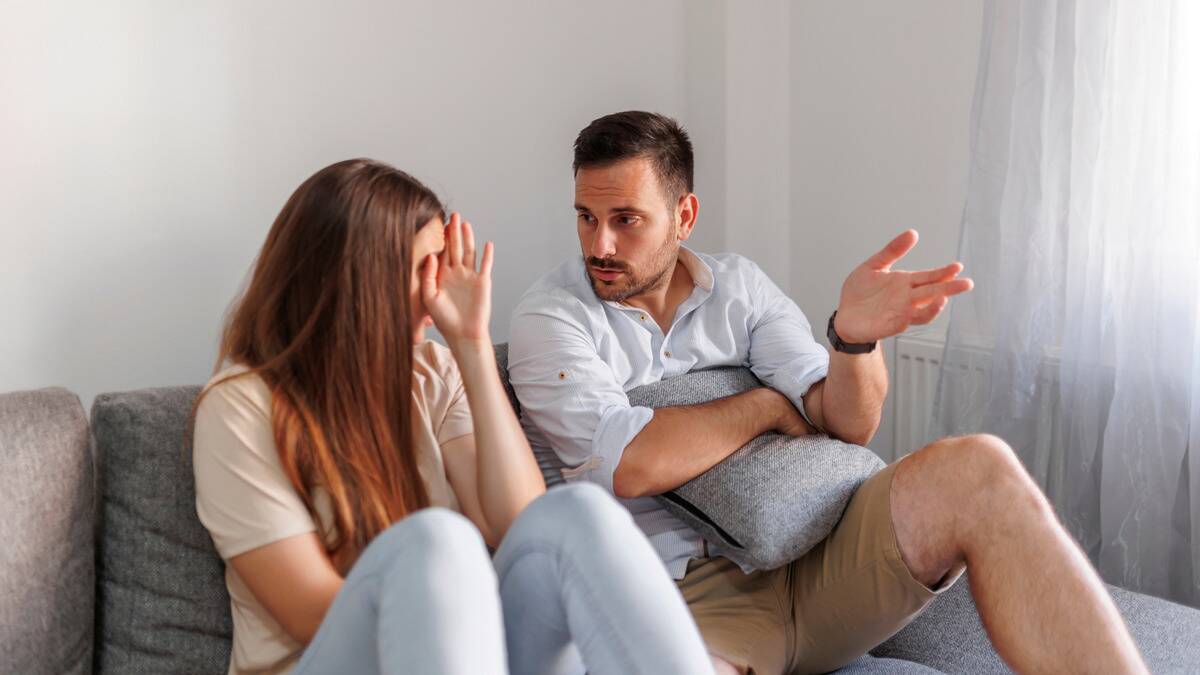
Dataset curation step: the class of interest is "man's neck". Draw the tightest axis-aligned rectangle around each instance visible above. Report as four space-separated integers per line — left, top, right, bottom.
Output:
623 259 695 334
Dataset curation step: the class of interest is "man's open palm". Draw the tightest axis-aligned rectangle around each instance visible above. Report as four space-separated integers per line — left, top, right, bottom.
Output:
833 230 973 344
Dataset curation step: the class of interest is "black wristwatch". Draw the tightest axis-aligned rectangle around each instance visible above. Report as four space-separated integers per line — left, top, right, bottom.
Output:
826 311 877 354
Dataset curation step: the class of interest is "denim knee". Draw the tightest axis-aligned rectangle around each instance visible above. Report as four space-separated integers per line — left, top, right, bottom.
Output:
354 507 492 578
508 483 632 550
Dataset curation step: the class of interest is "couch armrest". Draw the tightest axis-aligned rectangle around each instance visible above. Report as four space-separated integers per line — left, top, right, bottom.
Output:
0 387 94 675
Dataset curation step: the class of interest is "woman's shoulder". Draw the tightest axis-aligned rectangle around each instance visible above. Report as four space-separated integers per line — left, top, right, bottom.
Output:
413 340 462 381
192 364 288 497
195 363 274 426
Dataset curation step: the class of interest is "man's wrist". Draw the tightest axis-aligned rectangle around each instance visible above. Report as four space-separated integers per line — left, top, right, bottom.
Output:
828 311 877 354
752 388 789 433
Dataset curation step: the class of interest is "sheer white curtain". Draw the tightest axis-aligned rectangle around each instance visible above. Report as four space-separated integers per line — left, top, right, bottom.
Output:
935 0 1200 606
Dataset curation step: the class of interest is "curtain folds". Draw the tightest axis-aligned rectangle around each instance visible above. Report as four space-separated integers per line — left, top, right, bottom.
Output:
935 0 1200 606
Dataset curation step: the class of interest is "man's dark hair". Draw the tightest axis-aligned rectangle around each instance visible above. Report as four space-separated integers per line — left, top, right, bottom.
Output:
573 111 694 200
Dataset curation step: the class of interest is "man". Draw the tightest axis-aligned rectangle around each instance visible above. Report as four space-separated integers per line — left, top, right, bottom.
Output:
508 111 1146 674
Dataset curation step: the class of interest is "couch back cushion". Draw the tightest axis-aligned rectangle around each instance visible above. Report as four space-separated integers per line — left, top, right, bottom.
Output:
90 344 550 673
0 388 94 675
92 385 232 674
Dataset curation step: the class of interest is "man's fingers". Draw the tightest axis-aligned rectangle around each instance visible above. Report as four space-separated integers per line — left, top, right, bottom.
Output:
462 220 477 270
910 297 948 325
910 261 964 286
911 277 973 304
866 229 919 270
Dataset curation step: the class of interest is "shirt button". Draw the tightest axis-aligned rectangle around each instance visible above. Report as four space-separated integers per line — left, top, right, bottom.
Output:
557 371 568 380
639 314 647 321
664 350 673 358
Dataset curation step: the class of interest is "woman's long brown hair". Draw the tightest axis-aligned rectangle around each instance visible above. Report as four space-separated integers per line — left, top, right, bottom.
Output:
194 158 444 572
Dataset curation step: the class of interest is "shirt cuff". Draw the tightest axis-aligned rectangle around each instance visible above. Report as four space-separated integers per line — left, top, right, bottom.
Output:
561 405 654 493
775 358 829 429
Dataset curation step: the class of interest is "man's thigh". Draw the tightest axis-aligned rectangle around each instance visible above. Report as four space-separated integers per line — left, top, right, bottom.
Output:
785 459 963 674
677 557 789 675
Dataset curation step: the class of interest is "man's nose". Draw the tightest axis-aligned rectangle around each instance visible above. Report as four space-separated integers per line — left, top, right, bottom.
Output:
591 224 617 259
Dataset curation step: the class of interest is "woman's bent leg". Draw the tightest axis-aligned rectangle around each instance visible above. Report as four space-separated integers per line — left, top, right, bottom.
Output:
297 508 507 675
493 483 715 675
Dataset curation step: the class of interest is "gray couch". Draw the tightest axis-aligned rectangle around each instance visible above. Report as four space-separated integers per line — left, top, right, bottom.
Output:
3 347 1200 674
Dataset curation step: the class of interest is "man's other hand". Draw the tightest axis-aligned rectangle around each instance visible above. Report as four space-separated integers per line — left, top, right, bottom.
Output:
765 388 816 437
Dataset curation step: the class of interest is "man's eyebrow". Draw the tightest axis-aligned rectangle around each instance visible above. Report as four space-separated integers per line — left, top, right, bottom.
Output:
573 204 648 215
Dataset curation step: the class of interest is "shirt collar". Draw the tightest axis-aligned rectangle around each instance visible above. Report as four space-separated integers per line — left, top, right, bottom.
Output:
677 246 715 292
603 246 715 315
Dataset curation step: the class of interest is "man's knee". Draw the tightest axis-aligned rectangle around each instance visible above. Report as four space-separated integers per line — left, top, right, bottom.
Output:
711 655 746 675
911 433 1049 520
917 433 1025 484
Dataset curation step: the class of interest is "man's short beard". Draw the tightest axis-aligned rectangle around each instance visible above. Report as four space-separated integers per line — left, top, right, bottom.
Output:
586 235 679 303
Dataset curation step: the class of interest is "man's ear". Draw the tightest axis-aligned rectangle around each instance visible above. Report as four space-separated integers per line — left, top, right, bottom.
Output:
676 193 699 241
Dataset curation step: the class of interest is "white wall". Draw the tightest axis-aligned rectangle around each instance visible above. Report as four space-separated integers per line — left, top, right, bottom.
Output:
2 0 985 437
1 0 688 407
789 0 985 456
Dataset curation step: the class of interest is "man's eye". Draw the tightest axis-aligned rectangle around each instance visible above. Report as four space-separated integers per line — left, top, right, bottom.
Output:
578 213 596 225
618 216 639 226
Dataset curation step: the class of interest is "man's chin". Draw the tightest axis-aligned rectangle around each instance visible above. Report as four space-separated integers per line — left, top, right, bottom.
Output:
589 278 631 302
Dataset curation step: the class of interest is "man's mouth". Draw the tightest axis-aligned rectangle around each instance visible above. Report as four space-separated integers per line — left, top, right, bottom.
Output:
590 265 624 282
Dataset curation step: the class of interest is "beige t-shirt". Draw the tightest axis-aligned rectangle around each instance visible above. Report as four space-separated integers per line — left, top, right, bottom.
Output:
192 340 474 675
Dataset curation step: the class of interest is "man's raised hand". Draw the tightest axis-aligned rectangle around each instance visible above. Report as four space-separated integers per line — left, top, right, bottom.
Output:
832 230 973 345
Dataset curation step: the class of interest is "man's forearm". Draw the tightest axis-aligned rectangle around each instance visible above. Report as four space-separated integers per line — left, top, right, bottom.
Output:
813 346 888 446
816 228 973 444
612 387 797 499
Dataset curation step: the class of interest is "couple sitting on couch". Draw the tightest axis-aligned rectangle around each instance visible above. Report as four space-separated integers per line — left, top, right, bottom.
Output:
190 111 1148 675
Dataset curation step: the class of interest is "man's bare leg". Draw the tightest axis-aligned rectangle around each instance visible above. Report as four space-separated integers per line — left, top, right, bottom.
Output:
891 433 1147 674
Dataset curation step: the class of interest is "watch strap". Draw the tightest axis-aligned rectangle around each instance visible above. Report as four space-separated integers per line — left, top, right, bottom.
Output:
826 311 877 354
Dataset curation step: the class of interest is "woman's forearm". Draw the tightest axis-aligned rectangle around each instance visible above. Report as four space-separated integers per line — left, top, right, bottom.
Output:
449 337 546 536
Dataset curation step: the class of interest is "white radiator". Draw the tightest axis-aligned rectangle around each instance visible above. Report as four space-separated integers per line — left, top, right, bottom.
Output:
890 330 1066 490
891 331 947 458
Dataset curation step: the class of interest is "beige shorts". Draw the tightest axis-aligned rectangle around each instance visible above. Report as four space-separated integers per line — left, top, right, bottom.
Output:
676 460 962 675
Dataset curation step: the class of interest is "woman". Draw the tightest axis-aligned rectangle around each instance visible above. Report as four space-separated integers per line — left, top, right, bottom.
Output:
190 159 714 675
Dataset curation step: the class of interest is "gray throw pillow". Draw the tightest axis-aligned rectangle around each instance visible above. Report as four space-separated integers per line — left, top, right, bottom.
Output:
92 386 232 674
629 368 886 571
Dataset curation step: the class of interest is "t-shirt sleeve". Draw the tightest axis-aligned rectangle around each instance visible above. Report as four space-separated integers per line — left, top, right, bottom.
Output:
436 354 474 445
192 375 317 560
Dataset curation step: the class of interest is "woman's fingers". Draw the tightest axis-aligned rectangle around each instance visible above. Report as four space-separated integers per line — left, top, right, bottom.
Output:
420 254 439 304
462 220 476 270
480 241 494 278
446 212 463 267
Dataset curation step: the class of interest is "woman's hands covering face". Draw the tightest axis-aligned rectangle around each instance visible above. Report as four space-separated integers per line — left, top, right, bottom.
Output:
420 212 494 346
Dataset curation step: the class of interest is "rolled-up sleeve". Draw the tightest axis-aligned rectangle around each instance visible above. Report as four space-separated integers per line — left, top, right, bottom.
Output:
508 291 653 494
746 263 830 426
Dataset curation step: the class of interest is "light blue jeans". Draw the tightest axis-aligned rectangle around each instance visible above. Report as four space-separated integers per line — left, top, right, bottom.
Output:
295 483 715 675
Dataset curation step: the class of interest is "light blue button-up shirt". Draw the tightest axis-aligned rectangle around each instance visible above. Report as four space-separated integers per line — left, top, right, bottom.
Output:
508 248 830 579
